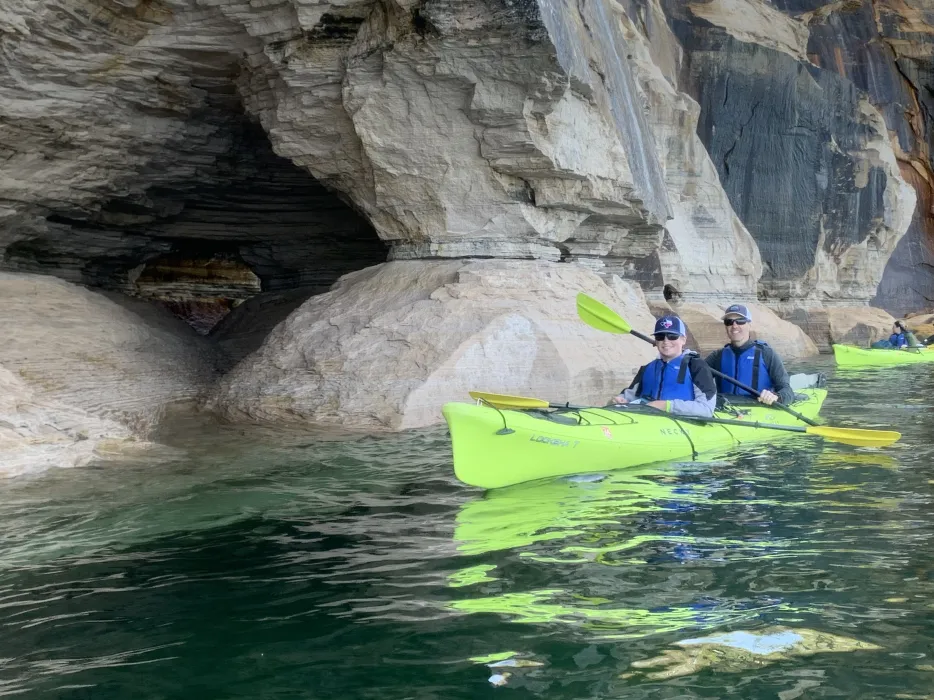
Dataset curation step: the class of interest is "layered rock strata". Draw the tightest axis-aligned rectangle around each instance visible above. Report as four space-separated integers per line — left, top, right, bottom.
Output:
0 366 150 477
0 273 217 434
663 0 916 307
1 0 915 309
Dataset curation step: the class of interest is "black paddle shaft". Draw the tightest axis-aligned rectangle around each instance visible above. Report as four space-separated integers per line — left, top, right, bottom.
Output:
544 402 808 435
707 367 818 427
627 328 819 427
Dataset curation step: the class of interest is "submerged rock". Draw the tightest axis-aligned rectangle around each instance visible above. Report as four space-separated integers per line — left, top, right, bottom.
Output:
624 626 881 680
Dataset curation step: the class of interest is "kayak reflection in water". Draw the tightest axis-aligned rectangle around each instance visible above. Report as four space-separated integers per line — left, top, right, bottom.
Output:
704 303 795 406
612 315 717 418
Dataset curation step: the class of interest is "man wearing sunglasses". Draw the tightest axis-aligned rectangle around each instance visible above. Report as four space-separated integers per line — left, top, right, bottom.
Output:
612 315 717 418
704 304 794 406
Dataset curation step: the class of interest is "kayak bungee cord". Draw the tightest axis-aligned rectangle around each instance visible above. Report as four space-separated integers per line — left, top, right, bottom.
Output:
564 402 701 461
609 403 699 461
667 414 698 460
473 397 515 435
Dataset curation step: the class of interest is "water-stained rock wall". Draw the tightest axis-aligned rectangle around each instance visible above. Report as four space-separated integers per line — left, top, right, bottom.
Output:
775 0 934 315
0 0 929 448
662 0 915 307
2 0 918 309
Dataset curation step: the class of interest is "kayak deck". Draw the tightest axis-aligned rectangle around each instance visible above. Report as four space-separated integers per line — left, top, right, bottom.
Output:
833 344 934 367
443 390 826 489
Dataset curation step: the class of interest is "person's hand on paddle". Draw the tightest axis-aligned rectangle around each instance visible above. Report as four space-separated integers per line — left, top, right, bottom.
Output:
757 389 779 406
646 400 668 411
612 394 628 405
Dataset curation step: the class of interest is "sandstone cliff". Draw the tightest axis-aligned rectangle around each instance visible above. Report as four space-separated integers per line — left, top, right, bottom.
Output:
0 0 929 459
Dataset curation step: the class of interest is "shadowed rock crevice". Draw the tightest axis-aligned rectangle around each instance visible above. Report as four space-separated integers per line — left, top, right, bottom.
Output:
133 248 261 336
5 120 387 333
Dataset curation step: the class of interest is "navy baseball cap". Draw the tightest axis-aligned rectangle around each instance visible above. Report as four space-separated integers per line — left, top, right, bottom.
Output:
722 304 752 322
653 315 687 337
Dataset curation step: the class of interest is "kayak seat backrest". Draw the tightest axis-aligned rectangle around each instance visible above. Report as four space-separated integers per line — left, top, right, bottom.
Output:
789 372 826 390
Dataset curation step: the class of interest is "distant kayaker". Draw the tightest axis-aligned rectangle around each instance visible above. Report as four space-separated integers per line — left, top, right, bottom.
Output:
612 315 717 418
887 321 922 348
889 321 909 348
704 304 794 406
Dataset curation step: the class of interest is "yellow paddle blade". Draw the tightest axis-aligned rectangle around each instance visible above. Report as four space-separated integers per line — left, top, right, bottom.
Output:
806 425 901 448
468 391 549 410
576 293 631 334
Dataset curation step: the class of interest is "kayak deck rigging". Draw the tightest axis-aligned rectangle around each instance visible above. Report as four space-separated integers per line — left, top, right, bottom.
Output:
444 391 826 489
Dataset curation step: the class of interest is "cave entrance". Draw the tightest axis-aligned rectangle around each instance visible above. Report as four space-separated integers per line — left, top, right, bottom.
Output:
133 247 261 336
10 120 386 335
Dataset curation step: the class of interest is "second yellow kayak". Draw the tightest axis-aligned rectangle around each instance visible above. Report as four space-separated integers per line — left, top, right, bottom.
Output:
832 344 934 367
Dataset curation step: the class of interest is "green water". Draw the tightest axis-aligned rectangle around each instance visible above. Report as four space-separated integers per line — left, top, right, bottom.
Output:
2 360 934 698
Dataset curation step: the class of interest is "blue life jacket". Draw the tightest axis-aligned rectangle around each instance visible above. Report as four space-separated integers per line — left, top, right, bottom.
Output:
889 332 906 347
639 353 695 401
719 341 773 396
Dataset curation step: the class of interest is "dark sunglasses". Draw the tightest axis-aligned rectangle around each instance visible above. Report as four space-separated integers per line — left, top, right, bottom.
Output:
654 332 682 341
723 318 749 327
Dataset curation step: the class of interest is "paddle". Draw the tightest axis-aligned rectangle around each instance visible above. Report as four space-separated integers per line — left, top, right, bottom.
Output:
469 391 588 411
576 292 823 427
468 391 900 448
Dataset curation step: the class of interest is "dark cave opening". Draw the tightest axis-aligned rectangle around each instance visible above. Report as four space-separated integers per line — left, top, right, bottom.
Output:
7 120 387 335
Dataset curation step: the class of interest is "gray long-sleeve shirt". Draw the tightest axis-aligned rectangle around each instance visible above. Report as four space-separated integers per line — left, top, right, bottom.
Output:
704 341 796 405
621 353 717 418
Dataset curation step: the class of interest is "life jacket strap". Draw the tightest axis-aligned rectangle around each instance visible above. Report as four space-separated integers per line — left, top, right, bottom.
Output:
677 356 689 385
751 346 762 392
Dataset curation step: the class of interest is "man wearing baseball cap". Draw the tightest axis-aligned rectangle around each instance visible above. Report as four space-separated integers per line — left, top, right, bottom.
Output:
612 314 717 418
704 304 794 406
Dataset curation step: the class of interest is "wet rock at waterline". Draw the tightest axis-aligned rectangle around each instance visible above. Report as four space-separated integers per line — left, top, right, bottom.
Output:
1 0 933 468
209 260 658 431
0 273 217 435
0 365 142 477
774 306 898 354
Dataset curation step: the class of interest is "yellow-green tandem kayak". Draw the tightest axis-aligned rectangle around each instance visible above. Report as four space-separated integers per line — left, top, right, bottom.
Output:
832 344 934 367
443 390 827 489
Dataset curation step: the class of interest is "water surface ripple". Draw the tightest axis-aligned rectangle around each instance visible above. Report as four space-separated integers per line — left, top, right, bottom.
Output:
1 360 933 698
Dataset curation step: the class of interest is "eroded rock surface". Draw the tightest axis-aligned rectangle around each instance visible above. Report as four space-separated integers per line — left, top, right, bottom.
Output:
210 260 657 430
2 0 896 310
776 305 897 352
0 366 139 477
0 272 217 434
666 0 916 306
0 0 931 448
